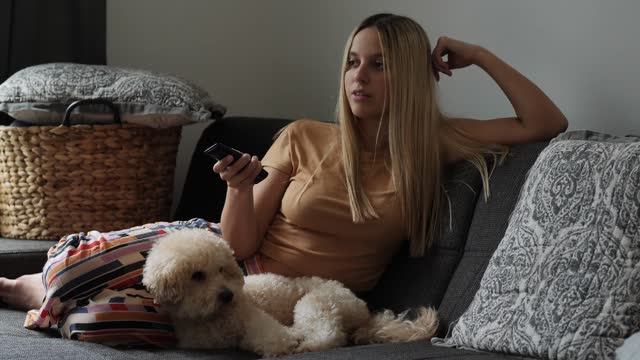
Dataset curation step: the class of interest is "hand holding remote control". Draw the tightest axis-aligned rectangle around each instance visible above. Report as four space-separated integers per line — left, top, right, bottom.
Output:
204 143 269 184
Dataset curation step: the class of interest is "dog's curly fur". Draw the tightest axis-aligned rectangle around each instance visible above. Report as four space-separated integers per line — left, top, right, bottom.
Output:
142 229 438 357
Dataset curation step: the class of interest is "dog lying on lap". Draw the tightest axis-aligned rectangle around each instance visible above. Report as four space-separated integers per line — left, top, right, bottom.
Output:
142 228 438 357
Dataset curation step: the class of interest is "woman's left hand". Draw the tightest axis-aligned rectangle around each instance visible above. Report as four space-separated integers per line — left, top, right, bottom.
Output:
431 36 483 81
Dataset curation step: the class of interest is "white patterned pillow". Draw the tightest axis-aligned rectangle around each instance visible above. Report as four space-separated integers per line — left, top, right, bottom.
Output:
0 63 226 128
435 133 640 359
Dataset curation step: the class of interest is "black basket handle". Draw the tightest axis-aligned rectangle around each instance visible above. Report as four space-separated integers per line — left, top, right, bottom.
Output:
62 99 121 127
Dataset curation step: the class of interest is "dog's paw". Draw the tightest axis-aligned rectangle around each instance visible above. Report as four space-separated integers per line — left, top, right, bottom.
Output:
293 330 347 354
282 329 304 355
253 327 303 357
294 339 330 354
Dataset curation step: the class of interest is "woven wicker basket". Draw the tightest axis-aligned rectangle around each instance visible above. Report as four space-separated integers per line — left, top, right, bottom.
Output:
0 99 181 240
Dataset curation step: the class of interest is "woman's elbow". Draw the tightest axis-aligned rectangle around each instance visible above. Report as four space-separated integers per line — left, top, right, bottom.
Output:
556 113 569 133
538 113 568 140
232 245 258 261
223 234 261 261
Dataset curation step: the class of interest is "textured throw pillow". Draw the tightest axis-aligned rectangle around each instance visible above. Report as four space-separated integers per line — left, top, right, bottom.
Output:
0 63 226 128
434 132 640 359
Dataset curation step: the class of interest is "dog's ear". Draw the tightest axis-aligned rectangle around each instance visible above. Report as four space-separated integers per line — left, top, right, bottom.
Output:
142 258 185 305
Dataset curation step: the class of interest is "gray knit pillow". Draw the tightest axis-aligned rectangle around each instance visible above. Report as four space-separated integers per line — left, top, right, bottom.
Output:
435 132 640 359
0 63 226 128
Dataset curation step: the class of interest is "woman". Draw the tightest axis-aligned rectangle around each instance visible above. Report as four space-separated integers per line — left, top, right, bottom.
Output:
0 13 567 345
212 13 567 290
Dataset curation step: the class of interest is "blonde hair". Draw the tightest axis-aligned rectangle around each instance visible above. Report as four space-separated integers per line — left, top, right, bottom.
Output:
336 14 508 256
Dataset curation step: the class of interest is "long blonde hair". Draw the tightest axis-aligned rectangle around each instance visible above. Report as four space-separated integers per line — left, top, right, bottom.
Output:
337 14 508 256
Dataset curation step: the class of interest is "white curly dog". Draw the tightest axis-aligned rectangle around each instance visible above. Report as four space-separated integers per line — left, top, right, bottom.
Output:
142 228 438 357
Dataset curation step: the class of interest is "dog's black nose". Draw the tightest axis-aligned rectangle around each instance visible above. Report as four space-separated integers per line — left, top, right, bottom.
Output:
218 288 234 304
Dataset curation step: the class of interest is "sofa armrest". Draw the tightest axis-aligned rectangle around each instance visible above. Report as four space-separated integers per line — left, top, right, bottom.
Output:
0 238 56 278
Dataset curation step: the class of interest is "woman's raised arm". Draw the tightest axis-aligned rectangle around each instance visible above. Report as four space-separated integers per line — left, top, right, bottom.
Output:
432 36 568 146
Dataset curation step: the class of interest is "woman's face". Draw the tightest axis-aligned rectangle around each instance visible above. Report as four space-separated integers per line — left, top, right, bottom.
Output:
345 27 387 123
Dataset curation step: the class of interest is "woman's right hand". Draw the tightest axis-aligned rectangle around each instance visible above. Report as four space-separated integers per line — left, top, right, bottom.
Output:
212 154 263 192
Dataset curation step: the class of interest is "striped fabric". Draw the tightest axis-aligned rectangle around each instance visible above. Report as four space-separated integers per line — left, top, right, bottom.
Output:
23 218 264 347
240 252 264 275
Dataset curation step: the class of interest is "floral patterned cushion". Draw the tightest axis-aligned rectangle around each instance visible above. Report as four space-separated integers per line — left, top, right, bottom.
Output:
435 131 640 359
0 63 226 128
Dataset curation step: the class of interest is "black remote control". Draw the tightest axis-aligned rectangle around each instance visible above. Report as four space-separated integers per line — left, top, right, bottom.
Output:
204 143 269 184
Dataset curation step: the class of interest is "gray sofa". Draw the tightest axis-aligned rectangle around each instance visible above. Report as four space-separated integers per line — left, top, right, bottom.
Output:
0 116 544 359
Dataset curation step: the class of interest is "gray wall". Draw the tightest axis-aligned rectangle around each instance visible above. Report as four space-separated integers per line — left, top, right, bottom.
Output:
107 0 640 215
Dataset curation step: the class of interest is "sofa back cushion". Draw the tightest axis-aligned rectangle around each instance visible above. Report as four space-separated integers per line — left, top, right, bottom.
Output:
436 141 548 336
364 160 483 318
174 116 292 222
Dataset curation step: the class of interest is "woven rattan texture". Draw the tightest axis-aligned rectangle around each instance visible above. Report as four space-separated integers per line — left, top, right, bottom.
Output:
0 123 181 240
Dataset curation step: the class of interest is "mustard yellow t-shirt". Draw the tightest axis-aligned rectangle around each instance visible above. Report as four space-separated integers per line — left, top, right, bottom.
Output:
259 119 405 292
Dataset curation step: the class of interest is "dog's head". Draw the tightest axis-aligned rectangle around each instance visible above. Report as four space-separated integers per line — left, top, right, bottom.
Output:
142 228 245 319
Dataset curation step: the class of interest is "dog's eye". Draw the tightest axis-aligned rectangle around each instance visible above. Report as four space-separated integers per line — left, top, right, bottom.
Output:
191 271 206 281
219 266 224 273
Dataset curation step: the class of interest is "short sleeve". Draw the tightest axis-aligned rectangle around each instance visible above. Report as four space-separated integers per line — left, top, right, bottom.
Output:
261 122 295 176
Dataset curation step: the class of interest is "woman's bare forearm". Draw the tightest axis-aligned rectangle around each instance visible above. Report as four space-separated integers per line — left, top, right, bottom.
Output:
473 47 568 137
220 188 260 260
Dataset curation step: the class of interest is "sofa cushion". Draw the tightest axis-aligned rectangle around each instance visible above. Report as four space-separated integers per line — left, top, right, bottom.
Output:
437 134 640 359
364 160 483 324
0 308 258 359
274 340 534 359
436 142 549 334
0 306 532 359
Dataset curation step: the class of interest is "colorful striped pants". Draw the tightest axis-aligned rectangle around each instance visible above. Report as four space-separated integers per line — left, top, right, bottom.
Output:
23 218 263 347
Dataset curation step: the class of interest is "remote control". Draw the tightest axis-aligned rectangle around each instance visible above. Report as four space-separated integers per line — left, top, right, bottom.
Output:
204 143 268 184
